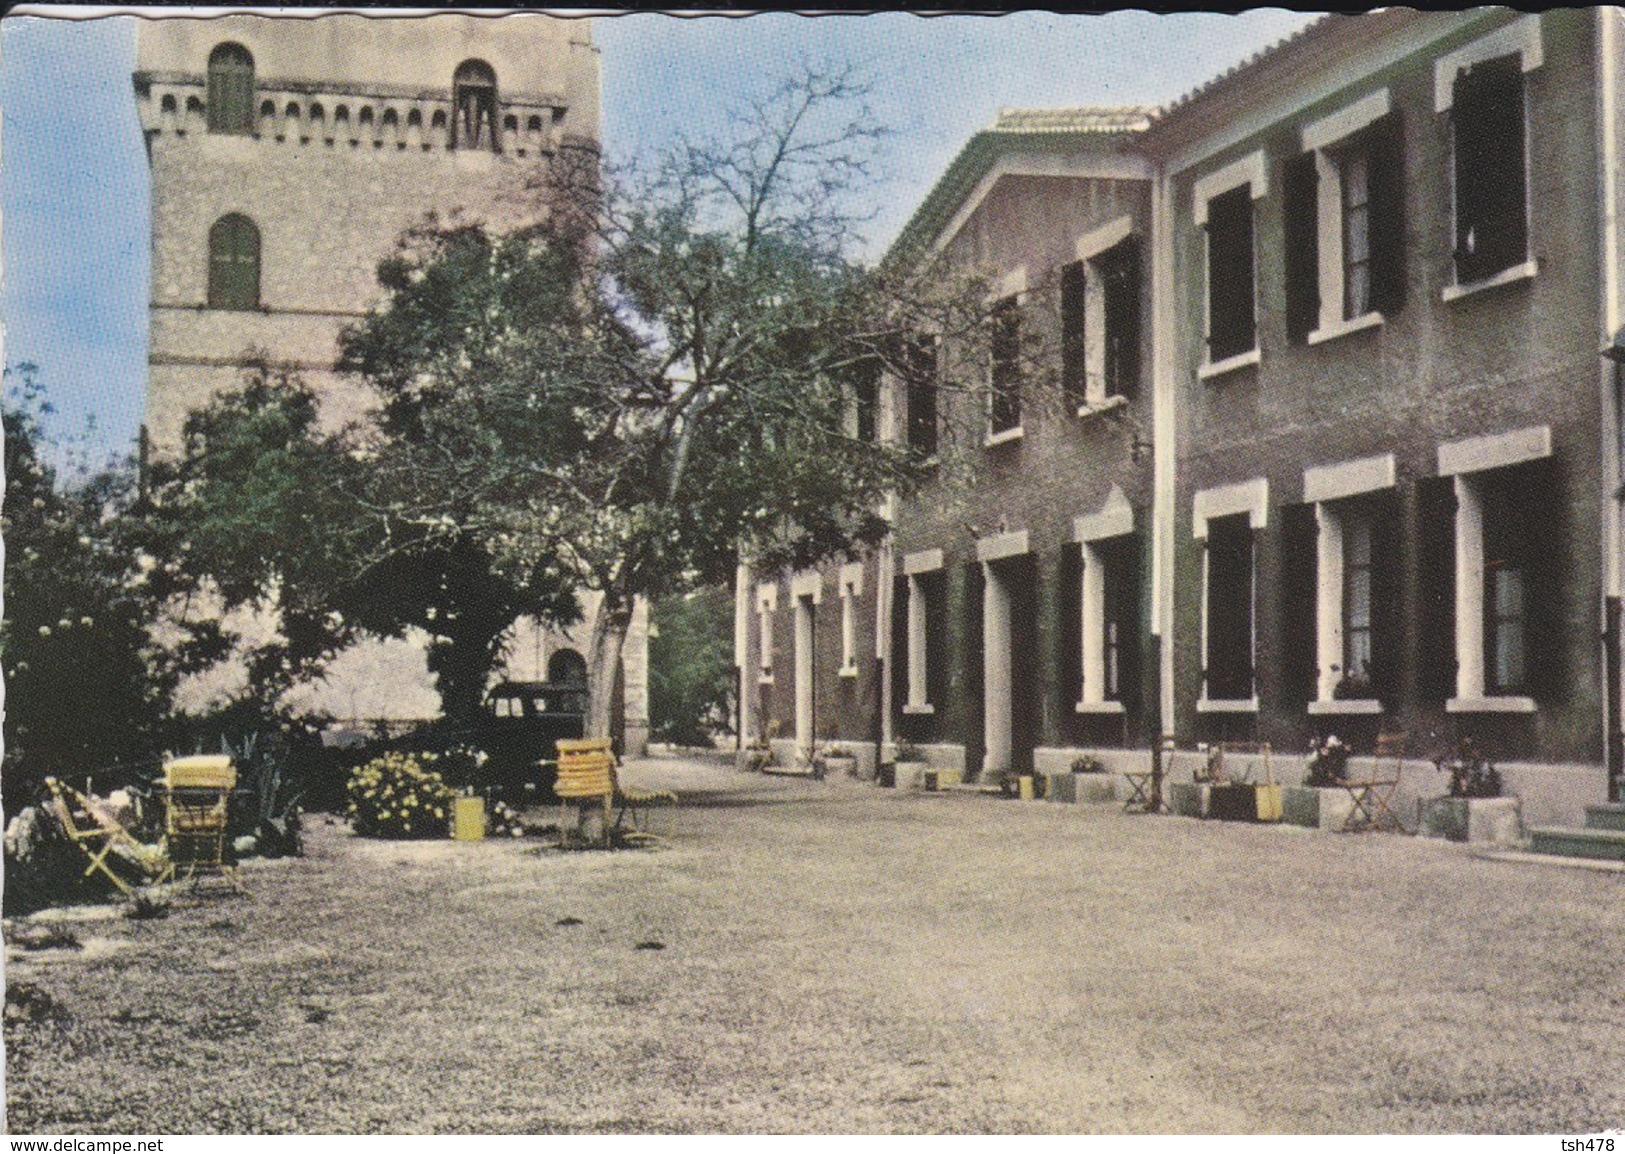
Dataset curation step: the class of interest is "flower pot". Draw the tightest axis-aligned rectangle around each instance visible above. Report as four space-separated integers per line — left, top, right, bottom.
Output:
894 760 927 790
1207 783 1279 822
824 756 857 778
1419 795 1523 844
451 795 486 841
1169 781 1210 818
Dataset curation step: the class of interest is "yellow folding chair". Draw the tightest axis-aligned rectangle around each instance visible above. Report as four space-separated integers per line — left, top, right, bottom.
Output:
43 777 173 897
162 755 247 893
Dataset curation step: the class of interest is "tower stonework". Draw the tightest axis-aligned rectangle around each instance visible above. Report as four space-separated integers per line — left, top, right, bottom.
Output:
135 13 647 752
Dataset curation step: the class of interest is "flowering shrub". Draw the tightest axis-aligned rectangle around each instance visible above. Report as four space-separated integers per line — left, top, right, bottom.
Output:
346 752 454 839
488 799 527 838
1304 736 1350 787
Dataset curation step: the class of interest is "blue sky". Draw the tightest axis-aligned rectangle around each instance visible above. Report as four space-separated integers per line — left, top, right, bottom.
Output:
1 8 1318 465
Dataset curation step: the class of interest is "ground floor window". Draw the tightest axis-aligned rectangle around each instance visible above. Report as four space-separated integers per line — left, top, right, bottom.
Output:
1204 514 1255 701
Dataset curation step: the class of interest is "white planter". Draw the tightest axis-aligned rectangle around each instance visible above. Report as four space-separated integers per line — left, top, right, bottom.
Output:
1419 796 1524 845
1281 786 1359 832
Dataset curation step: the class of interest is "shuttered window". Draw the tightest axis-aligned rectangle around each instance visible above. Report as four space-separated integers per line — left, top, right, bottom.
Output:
1283 151 1320 345
1205 185 1255 363
1100 238 1141 399
1452 54 1528 284
1205 514 1255 701
989 296 1021 434
903 336 937 458
851 356 879 443
206 43 255 135
1366 112 1407 315
1060 260 1087 410
207 214 260 311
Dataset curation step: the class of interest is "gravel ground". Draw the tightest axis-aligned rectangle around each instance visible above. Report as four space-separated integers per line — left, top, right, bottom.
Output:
5 756 1623 1134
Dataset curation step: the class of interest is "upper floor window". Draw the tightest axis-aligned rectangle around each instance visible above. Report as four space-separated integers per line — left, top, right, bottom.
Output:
452 60 500 152
903 336 938 458
1061 225 1142 409
207 214 260 310
206 43 255 135
1451 55 1527 285
1287 93 1406 344
1205 186 1255 364
988 296 1021 436
849 355 879 443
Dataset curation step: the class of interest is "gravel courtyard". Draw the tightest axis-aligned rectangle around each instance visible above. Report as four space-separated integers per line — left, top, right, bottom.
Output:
5 756 1622 1134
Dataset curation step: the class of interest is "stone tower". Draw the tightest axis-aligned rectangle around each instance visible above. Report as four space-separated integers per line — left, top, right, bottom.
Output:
133 12 648 752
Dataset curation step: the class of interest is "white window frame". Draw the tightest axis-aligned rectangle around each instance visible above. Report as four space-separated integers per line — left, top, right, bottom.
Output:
1074 487 1134 715
1193 478 1268 712
1300 89 1392 345
1436 15 1543 302
1069 216 1139 413
1304 454 1395 715
1195 151 1266 380
756 584 778 684
902 549 942 714
1438 426 1549 713
838 561 864 678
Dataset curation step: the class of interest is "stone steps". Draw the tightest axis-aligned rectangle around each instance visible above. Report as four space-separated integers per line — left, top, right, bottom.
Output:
1526 825 1625 861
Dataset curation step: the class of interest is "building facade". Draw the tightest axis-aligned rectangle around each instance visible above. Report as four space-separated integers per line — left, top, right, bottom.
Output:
740 9 1624 825
135 12 647 750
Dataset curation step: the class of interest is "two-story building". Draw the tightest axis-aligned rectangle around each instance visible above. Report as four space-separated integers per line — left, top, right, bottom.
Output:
740 9 1624 826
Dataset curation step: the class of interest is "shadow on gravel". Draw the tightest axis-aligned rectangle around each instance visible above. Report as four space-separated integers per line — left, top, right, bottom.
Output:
675 792 831 810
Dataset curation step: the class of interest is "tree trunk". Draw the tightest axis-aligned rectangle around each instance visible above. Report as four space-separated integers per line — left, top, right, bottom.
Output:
586 594 632 744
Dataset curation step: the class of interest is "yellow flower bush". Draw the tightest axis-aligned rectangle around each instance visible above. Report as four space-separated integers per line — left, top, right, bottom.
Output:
346 752 456 839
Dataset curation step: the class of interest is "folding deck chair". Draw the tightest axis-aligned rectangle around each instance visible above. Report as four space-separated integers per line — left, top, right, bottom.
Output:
43 776 173 897
1338 732 1407 833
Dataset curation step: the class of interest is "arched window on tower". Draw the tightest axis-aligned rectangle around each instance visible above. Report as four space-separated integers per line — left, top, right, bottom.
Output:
452 60 499 152
207 214 260 310
206 43 255 135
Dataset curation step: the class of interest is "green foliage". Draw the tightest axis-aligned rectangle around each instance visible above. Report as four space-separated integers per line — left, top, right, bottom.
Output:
648 587 736 747
345 752 454 839
2 365 182 808
332 68 982 737
145 361 578 729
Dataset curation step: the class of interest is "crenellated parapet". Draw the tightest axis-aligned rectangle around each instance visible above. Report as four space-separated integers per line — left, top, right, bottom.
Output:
133 72 570 158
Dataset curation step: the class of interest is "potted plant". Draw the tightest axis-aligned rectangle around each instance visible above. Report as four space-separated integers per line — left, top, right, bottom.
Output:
1331 671 1377 701
1282 735 1357 830
1303 735 1349 787
1204 744 1281 823
886 740 925 789
817 741 858 779
1421 737 1521 845
1058 754 1114 803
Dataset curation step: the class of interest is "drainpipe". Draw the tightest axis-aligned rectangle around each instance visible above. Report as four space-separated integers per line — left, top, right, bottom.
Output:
1600 8 1623 802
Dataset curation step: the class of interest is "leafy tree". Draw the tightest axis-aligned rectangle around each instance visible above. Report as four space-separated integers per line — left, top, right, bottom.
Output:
339 66 1004 739
144 362 577 730
648 586 736 747
1 365 190 807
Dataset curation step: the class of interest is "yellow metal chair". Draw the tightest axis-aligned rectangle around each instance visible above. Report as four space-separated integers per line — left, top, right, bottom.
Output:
43 777 173 897
553 739 676 847
162 755 247 892
554 738 616 849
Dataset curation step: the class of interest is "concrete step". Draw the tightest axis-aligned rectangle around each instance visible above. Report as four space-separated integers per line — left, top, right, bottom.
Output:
1527 825 1625 862
1583 803 1625 832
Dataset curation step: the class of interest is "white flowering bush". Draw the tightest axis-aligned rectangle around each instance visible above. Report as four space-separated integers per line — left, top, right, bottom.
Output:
346 752 454 839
